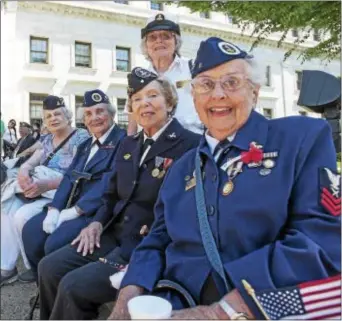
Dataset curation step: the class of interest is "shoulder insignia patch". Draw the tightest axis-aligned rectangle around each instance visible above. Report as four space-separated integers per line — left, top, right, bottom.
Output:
320 167 341 216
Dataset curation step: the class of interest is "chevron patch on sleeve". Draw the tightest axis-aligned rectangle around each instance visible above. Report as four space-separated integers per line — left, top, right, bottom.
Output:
320 168 341 216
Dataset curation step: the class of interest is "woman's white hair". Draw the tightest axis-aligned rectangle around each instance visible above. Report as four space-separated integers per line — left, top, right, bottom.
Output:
78 102 117 122
244 57 265 87
43 107 73 125
140 33 183 62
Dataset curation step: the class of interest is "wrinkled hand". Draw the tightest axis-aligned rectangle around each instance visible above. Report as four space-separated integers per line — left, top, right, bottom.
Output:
17 168 32 190
171 289 255 320
43 208 60 234
171 305 220 320
71 222 103 256
56 207 80 228
23 180 50 198
108 285 144 320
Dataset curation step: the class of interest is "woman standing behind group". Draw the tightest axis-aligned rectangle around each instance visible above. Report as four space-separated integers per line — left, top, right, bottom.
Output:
127 13 203 135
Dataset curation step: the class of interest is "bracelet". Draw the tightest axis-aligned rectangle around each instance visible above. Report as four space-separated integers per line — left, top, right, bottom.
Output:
218 299 250 320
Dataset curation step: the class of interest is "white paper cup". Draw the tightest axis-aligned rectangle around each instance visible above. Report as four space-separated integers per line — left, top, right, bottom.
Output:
128 295 172 319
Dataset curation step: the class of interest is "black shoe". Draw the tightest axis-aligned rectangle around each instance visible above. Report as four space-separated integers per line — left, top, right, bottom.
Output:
18 269 36 283
29 295 40 309
0 268 18 287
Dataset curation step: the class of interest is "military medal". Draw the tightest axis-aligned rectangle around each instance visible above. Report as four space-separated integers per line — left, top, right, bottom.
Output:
152 156 164 178
157 169 165 179
222 181 234 196
222 161 243 196
152 168 160 177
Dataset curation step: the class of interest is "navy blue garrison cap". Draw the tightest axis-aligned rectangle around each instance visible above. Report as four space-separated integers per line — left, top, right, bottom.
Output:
191 37 253 78
127 67 158 98
43 95 65 110
83 89 110 107
141 13 180 39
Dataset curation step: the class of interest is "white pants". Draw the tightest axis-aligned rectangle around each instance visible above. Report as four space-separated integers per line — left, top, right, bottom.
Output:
1 196 50 270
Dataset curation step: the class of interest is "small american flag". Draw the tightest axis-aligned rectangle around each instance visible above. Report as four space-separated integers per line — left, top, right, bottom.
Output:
256 275 341 320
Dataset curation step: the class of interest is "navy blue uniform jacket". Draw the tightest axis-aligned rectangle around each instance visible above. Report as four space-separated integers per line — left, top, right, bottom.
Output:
92 118 200 260
51 125 126 216
122 111 341 318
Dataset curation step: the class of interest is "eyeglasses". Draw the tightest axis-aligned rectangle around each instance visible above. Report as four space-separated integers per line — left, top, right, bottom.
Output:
146 31 174 43
191 73 253 94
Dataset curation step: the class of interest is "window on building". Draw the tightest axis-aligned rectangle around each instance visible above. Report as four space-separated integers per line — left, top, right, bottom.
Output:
29 93 48 125
150 1 163 11
75 95 86 128
116 47 130 72
75 41 92 68
299 110 307 116
265 66 271 87
30 36 48 64
296 70 303 90
113 0 128 4
313 29 320 41
226 14 233 24
263 108 273 120
200 11 210 19
292 29 299 38
117 98 128 129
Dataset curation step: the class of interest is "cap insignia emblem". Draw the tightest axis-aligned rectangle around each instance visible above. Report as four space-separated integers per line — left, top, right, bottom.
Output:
155 13 164 21
92 93 102 102
135 67 152 78
218 42 241 55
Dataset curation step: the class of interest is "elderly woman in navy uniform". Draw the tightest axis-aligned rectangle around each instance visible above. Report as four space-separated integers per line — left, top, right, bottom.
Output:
127 13 203 135
111 37 341 320
36 67 200 320
21 89 126 284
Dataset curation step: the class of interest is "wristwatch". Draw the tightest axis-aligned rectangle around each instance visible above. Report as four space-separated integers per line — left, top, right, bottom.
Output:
218 299 250 320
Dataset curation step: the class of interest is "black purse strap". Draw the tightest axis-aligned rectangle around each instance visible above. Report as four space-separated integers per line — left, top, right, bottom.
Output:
42 130 77 166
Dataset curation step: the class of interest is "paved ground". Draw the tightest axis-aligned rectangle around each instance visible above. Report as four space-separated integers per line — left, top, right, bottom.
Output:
1 259 38 320
1 258 112 320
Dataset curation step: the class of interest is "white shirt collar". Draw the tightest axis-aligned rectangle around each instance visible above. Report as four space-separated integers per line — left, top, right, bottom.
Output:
91 123 115 145
148 55 182 75
205 130 236 155
143 118 173 142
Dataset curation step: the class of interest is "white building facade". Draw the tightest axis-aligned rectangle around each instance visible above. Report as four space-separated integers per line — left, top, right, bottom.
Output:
1 1 340 129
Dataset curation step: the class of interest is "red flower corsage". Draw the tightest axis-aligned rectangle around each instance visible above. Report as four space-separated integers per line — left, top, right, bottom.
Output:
241 143 263 164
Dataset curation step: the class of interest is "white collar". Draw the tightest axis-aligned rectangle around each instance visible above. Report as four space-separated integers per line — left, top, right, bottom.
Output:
149 55 182 75
205 130 236 155
143 118 173 143
91 123 115 145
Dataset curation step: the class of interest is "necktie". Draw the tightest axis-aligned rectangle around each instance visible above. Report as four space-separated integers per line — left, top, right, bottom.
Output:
141 138 154 156
93 139 102 148
213 140 231 165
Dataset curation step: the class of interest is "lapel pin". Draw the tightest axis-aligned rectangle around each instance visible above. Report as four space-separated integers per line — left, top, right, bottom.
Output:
259 168 271 176
168 132 176 139
263 159 275 169
124 153 131 160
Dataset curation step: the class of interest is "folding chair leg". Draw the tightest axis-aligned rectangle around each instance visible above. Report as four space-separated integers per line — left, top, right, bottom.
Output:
25 290 39 320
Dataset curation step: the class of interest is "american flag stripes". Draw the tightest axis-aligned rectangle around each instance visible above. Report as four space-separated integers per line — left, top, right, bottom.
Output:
255 275 341 320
